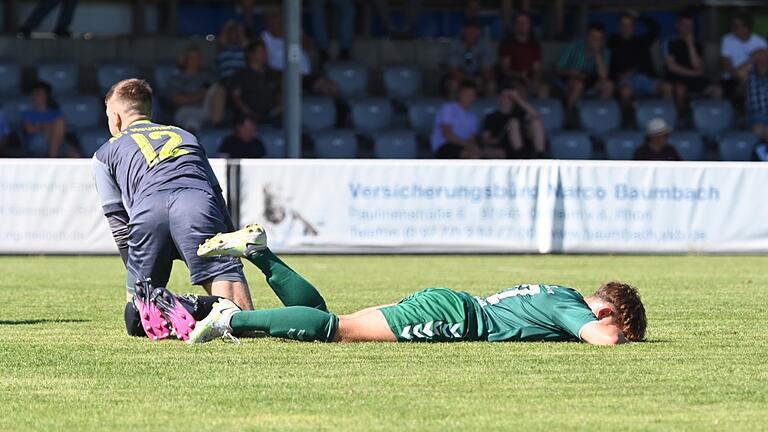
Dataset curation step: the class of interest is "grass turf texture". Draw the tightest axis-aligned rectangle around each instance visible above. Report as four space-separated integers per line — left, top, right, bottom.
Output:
1 255 767 431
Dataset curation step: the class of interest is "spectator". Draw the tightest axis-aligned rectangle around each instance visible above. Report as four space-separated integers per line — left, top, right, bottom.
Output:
720 11 767 102
311 0 355 63
372 0 423 38
443 19 496 98
168 44 212 134
633 118 681 161
481 81 546 158
497 12 548 99
17 0 78 38
557 23 614 119
21 81 78 158
747 49 768 151
207 20 248 126
229 40 282 126
217 116 265 158
235 0 256 37
609 12 671 119
664 12 722 113
430 80 481 159
262 12 338 97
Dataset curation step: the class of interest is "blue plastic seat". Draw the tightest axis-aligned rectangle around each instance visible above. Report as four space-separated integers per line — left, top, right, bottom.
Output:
373 130 418 159
350 98 393 133
324 61 368 99
635 99 678 130
60 95 102 131
0 60 21 95
312 129 358 158
530 99 564 132
78 129 111 158
578 100 620 136
301 96 336 132
668 131 704 161
197 128 229 156
259 127 287 158
1 96 33 129
407 98 444 135
603 130 643 160
37 60 79 95
470 97 498 121
97 62 139 95
718 131 758 161
550 131 592 160
383 64 423 100
691 99 734 137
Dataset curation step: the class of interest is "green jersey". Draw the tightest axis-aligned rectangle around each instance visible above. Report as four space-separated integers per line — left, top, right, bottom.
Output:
470 284 598 342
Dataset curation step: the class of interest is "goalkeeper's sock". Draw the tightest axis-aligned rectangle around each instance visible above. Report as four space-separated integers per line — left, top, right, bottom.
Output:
246 248 328 311
230 307 339 342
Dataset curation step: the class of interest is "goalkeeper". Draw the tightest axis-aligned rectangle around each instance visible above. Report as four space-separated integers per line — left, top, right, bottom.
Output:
184 225 646 345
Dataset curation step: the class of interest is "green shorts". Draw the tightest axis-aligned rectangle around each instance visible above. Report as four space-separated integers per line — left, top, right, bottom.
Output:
379 288 480 342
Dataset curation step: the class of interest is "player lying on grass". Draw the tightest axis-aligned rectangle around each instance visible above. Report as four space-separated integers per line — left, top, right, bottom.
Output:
184 225 646 345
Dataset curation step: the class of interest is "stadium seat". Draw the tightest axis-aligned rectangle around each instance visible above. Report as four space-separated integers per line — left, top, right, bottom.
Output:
311 129 358 158
259 127 287 158
0 60 21 95
60 95 102 131
550 131 592 160
197 128 229 156
668 131 704 161
471 97 498 121
78 129 111 158
530 99 564 132
635 99 677 130
1 96 33 129
603 130 643 160
153 62 180 93
372 130 418 159
382 64 423 100
407 98 444 135
37 60 79 95
718 131 758 161
350 98 393 133
324 61 368 99
578 100 620 136
301 96 336 132
97 62 139 95
691 99 733 137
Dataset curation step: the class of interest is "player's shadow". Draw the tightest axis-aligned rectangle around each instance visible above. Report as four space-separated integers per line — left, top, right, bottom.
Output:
0 319 90 325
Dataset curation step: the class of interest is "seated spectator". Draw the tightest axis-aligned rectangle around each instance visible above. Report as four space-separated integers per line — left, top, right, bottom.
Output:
208 20 248 126
633 118 681 161
720 11 767 102
217 116 265 158
443 19 496 98
229 40 282 126
497 12 548 99
311 0 355 63
747 49 768 149
664 12 722 113
430 80 481 159
168 44 212 134
262 11 338 97
557 23 614 119
609 12 671 120
481 81 546 158
21 81 78 158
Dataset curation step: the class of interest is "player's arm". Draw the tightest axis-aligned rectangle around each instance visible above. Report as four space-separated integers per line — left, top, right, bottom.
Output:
579 321 627 345
92 156 130 266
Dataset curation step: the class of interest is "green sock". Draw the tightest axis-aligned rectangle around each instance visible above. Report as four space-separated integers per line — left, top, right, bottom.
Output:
230 307 339 342
246 248 328 311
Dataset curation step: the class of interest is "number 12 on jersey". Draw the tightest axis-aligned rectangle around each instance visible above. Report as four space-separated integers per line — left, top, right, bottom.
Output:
131 131 189 167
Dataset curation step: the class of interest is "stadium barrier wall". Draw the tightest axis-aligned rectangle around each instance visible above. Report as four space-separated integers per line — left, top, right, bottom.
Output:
1 159 767 254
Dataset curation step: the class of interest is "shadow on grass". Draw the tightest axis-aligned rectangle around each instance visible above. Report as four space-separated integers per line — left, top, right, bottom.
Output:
0 319 90 326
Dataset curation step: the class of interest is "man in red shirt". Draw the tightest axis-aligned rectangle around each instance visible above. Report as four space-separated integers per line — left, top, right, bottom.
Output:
497 12 549 99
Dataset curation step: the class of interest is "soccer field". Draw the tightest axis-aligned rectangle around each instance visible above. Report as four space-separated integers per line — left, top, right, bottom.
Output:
1 255 766 431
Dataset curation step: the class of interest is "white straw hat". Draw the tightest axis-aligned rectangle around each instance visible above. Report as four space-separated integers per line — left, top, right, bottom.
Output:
645 118 672 136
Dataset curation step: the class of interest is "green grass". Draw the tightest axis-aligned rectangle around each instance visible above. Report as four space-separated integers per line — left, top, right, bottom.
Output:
1 255 767 431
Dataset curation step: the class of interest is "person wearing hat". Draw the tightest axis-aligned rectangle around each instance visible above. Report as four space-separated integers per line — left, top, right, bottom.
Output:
632 118 682 161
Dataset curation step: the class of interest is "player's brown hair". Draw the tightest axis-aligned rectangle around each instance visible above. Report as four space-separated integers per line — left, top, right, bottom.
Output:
105 78 153 116
594 281 646 342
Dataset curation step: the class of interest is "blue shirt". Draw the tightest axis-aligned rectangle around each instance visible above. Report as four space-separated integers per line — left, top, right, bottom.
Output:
430 102 479 152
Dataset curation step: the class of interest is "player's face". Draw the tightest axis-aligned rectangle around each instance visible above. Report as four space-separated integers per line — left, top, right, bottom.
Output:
105 98 122 136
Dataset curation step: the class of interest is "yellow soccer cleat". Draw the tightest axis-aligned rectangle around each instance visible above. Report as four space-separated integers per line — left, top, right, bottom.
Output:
197 224 267 258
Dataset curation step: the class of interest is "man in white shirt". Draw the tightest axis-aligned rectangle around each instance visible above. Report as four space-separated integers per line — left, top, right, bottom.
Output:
720 11 767 100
